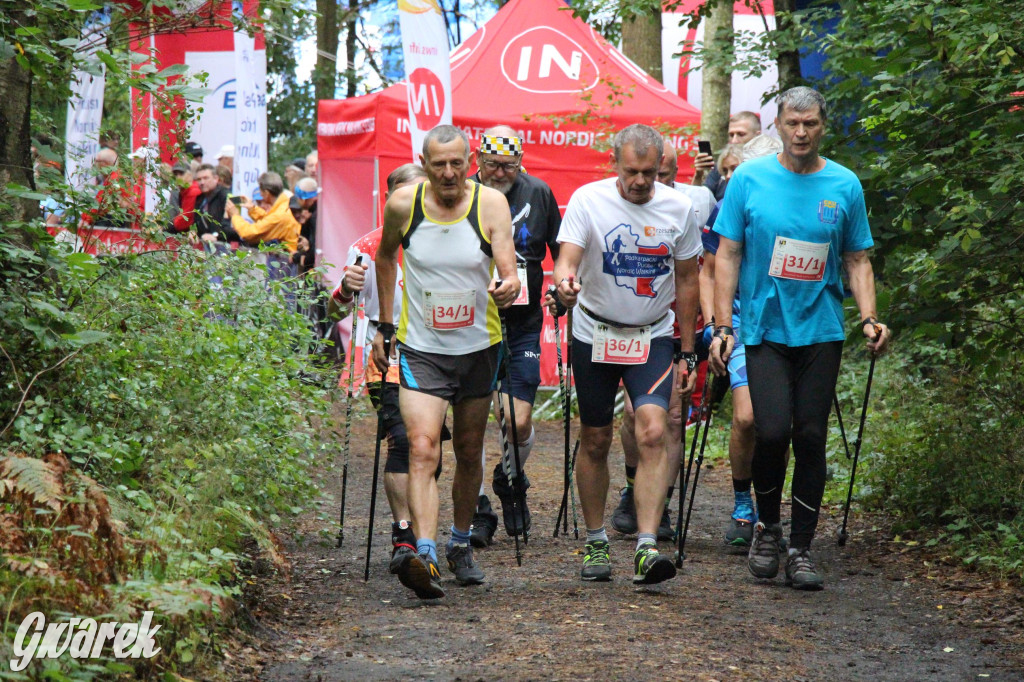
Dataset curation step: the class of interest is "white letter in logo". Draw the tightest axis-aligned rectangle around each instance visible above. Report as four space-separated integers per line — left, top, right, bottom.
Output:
11 612 44 672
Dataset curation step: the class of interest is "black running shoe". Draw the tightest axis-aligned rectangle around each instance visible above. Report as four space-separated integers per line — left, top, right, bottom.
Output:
748 521 783 579
657 506 674 542
611 486 638 535
581 540 612 581
470 494 498 548
492 463 531 536
389 521 417 575
785 548 825 591
445 543 485 586
397 552 445 599
633 543 677 585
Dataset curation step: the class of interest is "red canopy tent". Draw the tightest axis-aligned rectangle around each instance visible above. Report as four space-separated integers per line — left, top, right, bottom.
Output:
317 0 702 385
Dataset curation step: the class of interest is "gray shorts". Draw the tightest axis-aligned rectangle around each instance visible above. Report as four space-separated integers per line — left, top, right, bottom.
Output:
398 343 501 405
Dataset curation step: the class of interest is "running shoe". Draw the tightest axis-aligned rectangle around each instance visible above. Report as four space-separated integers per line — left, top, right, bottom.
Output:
725 492 757 547
389 521 417 575
611 486 638 535
492 463 531 536
747 521 783 579
657 506 675 542
445 543 485 586
785 548 825 591
633 543 677 585
581 540 612 581
397 551 445 600
470 494 498 548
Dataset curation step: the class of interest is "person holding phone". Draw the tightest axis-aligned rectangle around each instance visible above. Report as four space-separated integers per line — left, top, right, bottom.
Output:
693 111 762 199
710 87 891 590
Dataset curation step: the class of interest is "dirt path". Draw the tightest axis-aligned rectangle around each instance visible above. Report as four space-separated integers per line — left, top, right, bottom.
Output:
237 415 1024 681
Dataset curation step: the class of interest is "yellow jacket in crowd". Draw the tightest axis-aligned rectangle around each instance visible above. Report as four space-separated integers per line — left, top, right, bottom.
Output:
231 191 301 253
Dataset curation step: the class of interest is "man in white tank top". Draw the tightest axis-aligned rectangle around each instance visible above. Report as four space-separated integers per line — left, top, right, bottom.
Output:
373 125 520 600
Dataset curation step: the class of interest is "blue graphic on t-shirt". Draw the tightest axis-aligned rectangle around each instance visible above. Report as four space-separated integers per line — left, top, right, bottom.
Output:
602 223 671 298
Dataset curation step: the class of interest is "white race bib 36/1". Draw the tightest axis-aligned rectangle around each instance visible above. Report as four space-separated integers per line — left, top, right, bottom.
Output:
592 323 651 364
769 236 829 281
424 290 475 329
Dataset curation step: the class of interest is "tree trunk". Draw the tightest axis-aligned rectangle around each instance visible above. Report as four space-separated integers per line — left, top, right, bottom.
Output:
774 0 802 91
700 0 733 153
0 10 38 225
344 0 358 98
314 0 339 103
620 3 662 81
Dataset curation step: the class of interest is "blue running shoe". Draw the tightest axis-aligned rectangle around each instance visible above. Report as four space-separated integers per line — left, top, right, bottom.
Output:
725 492 757 547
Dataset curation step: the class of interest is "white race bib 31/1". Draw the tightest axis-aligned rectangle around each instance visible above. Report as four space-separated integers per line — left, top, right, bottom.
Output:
424 290 475 329
592 323 651 364
769 236 829 281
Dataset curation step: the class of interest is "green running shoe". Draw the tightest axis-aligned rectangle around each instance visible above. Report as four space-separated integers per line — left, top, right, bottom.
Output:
581 540 612 581
633 543 677 585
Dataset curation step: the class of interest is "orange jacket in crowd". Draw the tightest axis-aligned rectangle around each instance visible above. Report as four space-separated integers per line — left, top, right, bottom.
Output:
230 191 300 252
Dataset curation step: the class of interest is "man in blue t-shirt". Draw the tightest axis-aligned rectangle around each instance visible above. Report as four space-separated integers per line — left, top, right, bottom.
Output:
709 86 891 591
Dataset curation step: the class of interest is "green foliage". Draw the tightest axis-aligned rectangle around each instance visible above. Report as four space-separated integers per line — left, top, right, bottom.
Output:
265 3 317 172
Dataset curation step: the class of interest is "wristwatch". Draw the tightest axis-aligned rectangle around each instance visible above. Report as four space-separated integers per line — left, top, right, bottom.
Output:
674 351 698 374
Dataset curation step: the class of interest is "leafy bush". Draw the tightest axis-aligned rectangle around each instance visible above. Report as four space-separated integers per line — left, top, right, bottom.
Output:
1 224 333 678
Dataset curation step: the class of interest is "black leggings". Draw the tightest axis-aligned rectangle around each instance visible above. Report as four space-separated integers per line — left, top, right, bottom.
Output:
746 340 843 549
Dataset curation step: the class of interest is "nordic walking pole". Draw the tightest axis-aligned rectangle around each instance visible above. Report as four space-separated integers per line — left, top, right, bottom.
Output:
565 296 580 539
364 335 391 581
679 381 714 564
676 364 712 567
337 255 363 548
493 280 525 564
547 285 570 537
838 334 880 547
833 391 852 461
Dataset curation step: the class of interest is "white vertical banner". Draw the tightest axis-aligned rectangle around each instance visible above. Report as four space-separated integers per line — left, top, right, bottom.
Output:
398 0 453 159
64 14 107 190
232 30 267 198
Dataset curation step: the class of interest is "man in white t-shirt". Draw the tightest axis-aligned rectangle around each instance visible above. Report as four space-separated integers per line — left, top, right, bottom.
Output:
612 146 716 542
547 124 702 585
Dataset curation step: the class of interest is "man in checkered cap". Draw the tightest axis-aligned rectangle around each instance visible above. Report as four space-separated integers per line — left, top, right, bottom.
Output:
467 125 562 547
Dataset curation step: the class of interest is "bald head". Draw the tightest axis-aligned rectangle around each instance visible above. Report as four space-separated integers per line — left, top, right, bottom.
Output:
657 146 679 186
95 148 118 167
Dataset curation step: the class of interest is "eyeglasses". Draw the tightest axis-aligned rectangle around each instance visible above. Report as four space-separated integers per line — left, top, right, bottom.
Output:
480 159 521 173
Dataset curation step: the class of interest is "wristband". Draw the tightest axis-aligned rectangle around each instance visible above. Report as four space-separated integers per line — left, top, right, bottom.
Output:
713 325 734 340
860 316 878 329
674 351 698 374
377 322 396 339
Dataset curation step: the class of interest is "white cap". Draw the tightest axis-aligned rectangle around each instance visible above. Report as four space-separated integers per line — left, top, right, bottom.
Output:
129 145 157 160
216 145 235 159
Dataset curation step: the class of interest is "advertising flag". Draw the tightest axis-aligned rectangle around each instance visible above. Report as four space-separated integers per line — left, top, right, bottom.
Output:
398 0 453 158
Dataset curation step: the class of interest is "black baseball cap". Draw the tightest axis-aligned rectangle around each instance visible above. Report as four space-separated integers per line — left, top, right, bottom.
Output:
185 141 203 158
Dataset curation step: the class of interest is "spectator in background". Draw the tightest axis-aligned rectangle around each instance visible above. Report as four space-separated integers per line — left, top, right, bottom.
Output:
169 159 202 234
305 151 318 179
284 164 306 191
224 171 300 253
216 145 234 174
185 141 203 164
80 147 139 229
290 176 319 274
694 112 762 200
216 164 232 190
193 163 238 243
99 131 120 152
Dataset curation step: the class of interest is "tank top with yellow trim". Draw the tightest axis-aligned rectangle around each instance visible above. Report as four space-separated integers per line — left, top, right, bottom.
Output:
397 181 502 354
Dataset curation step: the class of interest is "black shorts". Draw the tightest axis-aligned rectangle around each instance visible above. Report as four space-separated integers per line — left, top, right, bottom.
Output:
572 336 675 427
398 343 501 405
500 324 542 405
374 382 443 478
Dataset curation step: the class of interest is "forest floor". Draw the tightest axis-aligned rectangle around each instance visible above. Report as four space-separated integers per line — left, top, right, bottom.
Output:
223 412 1024 681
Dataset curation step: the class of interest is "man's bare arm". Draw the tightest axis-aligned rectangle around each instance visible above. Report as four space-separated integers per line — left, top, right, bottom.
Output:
675 256 700 354
478 186 520 308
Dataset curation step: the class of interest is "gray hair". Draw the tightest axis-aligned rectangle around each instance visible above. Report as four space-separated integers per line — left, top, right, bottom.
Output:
777 86 828 124
296 176 318 194
387 163 427 193
729 111 762 133
742 134 782 162
612 124 664 162
258 171 285 198
422 124 470 160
